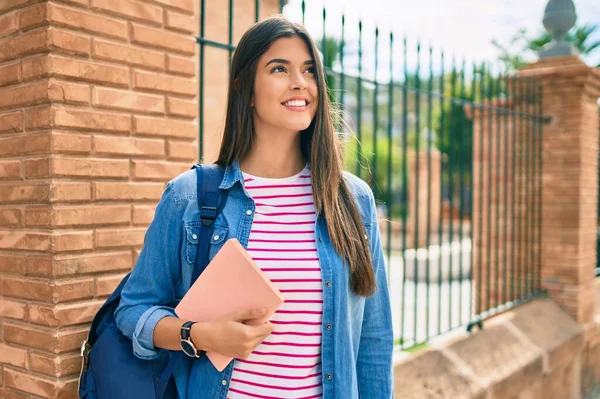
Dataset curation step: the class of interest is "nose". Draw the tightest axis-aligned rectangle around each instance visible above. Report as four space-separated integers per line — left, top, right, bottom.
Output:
289 71 308 91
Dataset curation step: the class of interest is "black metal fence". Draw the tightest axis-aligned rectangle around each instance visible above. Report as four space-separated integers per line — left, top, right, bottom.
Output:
197 0 546 350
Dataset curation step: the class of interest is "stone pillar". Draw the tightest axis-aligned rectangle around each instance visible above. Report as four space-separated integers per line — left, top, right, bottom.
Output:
519 56 599 327
0 1 279 397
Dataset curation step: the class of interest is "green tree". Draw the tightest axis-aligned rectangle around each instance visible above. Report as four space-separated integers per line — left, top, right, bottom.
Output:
493 24 600 71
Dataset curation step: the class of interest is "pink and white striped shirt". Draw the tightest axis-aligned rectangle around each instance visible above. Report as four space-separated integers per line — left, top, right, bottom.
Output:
227 164 323 399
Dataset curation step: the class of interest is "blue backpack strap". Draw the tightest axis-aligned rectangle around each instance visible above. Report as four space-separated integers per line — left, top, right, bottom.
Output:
157 163 227 394
191 163 228 283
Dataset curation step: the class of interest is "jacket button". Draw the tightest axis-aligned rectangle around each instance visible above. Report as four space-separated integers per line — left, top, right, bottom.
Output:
318 237 323 243
221 379 227 386
325 281 331 288
326 373 333 380
213 235 220 241
192 234 198 240
326 323 332 330
246 210 252 215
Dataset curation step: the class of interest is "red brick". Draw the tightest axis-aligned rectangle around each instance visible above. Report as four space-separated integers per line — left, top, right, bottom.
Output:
0 28 47 63
54 277 95 303
22 53 49 81
0 343 27 368
3 366 73 397
95 228 146 249
19 2 48 31
0 253 52 276
132 160 190 180
0 133 49 157
0 208 22 227
134 69 196 96
4 322 89 353
165 10 196 34
54 251 132 275
52 158 129 179
92 38 165 71
0 299 27 320
50 55 129 87
23 157 50 178
133 204 155 225
93 87 165 114
23 105 52 130
0 183 49 203
131 23 196 55
134 115 196 139
0 0 43 14
95 273 127 296
53 107 131 133
0 11 19 39
166 96 196 119
0 230 52 251
0 61 21 87
167 139 197 161
29 352 81 378
50 131 92 154
28 300 103 327
93 135 165 157
52 205 130 227
94 181 164 201
90 0 162 25
153 0 194 14
48 2 128 41
24 206 51 227
48 79 91 105
1 277 53 301
47 27 91 56
0 160 21 180
54 230 94 252
166 54 195 77
0 79 49 109
49 181 92 202
0 110 23 133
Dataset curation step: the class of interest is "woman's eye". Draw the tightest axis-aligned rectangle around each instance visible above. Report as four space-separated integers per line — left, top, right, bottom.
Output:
272 66 286 73
305 66 315 74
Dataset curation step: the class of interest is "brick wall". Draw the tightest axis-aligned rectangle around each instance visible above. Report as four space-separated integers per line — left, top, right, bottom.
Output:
0 0 279 397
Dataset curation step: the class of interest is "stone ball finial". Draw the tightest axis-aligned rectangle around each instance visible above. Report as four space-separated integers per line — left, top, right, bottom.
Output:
540 0 578 58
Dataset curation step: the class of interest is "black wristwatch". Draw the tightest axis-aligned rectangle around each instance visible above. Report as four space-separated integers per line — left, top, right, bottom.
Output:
180 321 202 358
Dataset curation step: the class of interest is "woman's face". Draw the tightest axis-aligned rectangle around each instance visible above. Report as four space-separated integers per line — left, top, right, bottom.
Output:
251 36 319 135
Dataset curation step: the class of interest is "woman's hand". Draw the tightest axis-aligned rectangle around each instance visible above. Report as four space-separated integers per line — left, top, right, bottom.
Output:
191 308 274 359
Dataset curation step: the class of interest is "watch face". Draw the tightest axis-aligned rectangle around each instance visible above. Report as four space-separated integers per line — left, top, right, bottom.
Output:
181 341 196 357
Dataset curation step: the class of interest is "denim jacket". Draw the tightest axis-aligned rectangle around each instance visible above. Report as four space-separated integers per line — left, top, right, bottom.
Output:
114 160 394 398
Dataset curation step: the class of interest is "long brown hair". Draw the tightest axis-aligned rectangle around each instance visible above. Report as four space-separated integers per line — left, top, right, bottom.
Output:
216 16 375 296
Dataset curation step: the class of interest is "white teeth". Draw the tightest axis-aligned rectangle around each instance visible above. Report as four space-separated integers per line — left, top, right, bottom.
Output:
283 100 307 107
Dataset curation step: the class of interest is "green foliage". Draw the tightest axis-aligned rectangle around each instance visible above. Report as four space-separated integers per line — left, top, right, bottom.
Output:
493 23 600 71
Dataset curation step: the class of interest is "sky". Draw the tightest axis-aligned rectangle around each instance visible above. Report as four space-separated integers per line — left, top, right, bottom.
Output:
282 0 600 79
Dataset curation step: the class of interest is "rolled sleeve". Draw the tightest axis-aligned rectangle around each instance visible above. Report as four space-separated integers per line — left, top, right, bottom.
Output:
132 306 177 360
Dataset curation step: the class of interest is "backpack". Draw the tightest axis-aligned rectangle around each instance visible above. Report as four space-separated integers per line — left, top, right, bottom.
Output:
78 164 229 399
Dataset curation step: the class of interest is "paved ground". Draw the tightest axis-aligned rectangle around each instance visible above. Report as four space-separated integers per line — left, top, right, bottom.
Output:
584 385 600 399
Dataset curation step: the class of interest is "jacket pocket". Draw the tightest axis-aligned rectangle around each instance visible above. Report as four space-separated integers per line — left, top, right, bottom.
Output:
184 221 200 265
208 225 229 262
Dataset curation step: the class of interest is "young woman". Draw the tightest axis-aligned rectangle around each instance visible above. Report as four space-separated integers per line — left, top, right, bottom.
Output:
115 15 393 399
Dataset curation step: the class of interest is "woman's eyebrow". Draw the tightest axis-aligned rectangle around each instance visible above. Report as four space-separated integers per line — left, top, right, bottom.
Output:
265 58 315 68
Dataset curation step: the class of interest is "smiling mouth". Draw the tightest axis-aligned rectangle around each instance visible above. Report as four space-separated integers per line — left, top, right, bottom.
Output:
282 100 309 107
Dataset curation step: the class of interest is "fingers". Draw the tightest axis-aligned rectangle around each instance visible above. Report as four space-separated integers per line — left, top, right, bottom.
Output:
232 307 267 322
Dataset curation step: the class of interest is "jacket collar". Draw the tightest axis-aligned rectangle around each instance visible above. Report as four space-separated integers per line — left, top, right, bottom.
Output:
219 159 244 190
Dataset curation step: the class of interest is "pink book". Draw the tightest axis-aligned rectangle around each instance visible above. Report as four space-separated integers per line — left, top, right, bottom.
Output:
175 238 285 371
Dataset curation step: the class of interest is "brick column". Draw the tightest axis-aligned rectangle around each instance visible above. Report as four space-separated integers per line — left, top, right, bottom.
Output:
519 56 599 327
0 1 278 397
